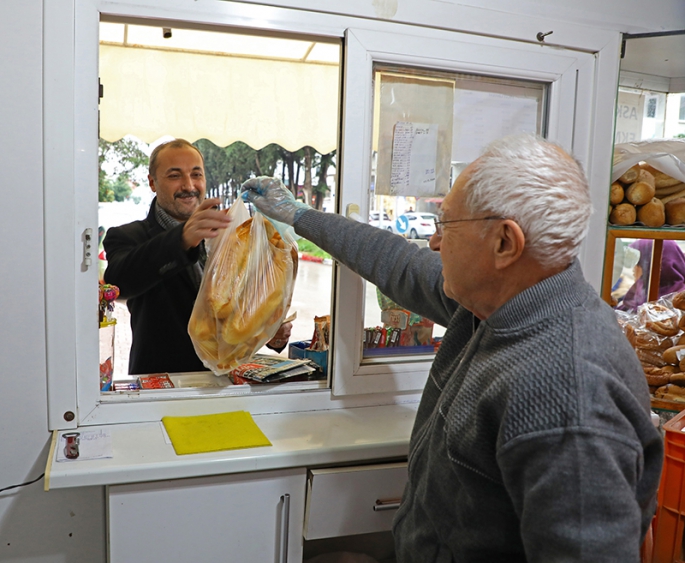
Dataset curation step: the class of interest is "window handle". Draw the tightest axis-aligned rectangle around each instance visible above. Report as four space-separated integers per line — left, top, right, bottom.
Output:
83 228 93 268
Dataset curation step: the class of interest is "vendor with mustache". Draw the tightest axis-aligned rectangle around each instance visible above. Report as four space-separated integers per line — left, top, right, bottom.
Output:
103 139 292 375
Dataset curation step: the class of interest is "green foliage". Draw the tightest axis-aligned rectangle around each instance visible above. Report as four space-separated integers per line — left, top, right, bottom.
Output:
98 138 149 202
297 239 331 260
675 133 685 139
193 139 336 208
193 140 285 203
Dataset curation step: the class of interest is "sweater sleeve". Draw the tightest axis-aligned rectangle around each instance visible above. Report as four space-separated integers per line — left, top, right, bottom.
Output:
497 426 650 562
103 222 200 299
294 209 457 326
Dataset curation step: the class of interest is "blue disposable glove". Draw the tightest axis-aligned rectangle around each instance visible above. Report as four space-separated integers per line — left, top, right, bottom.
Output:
241 177 311 226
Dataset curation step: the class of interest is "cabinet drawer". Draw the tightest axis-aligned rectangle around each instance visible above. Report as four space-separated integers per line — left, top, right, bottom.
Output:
304 462 407 540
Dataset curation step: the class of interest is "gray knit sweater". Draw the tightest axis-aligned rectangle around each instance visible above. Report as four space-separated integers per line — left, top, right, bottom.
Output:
295 209 663 563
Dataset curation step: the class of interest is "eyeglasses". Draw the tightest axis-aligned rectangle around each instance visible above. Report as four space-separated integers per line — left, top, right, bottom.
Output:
433 216 506 237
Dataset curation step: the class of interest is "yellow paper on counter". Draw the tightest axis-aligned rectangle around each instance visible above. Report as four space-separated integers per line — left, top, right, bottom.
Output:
162 411 271 455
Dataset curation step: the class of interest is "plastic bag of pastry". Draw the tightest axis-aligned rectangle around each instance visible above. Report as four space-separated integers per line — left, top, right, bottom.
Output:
624 322 675 353
637 300 681 337
672 290 685 311
188 198 298 374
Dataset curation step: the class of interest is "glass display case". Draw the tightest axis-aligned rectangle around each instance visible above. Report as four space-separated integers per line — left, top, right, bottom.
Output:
601 32 685 413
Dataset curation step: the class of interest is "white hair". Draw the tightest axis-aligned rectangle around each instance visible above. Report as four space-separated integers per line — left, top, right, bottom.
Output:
464 134 592 269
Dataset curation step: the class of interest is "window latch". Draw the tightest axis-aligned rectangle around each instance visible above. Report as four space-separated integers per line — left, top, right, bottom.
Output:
83 228 93 268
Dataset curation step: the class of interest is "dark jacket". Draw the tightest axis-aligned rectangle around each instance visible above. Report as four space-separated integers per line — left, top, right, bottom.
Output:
103 198 208 374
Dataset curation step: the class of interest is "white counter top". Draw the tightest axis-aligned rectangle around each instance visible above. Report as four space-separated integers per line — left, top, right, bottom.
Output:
46 403 418 489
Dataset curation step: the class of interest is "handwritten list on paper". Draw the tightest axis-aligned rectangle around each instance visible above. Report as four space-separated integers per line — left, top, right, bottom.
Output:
390 122 438 197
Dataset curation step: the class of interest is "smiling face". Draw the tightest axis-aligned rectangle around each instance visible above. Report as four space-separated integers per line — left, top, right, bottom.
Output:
148 145 206 221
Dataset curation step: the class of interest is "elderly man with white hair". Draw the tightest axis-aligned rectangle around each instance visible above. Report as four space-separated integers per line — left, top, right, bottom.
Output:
242 134 662 563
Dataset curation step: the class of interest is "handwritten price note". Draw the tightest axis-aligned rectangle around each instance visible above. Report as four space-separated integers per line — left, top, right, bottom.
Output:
390 122 438 196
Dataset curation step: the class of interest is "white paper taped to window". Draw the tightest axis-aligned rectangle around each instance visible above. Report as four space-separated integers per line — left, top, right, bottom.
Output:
390 122 438 196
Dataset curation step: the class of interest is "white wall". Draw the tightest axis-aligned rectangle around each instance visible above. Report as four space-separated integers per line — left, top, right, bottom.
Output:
234 0 685 36
0 1 106 562
0 0 682 561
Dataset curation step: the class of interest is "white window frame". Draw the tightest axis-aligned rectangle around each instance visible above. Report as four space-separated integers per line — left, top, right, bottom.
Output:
44 0 618 429
331 27 598 396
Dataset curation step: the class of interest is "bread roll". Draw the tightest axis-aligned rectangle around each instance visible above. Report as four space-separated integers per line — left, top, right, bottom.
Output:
646 372 672 386
619 165 640 184
663 345 685 365
640 163 682 188
673 291 685 311
609 203 636 225
670 372 685 386
626 172 656 205
657 392 685 403
610 182 624 205
656 182 685 197
666 198 685 225
637 348 667 366
645 365 678 375
637 198 665 227
661 186 685 204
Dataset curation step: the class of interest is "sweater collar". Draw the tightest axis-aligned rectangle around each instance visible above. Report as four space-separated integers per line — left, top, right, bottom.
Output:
485 259 590 331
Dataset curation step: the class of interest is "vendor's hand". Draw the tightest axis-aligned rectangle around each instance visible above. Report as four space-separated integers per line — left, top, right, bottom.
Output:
181 198 231 250
241 177 311 226
267 322 293 351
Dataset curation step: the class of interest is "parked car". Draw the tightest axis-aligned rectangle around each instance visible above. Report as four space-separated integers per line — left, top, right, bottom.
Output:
369 210 395 232
396 212 437 239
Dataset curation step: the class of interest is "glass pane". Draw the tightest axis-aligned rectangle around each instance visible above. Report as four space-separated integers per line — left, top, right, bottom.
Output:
363 64 545 361
611 238 685 312
98 21 340 393
615 88 668 143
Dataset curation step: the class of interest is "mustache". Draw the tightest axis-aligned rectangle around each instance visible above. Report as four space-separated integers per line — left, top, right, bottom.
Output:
174 191 201 200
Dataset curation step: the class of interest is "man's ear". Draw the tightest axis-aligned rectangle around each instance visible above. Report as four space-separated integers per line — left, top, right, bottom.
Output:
148 174 156 193
493 219 525 270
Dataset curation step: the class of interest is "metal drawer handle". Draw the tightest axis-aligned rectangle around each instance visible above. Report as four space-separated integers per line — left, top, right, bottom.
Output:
280 493 290 563
373 498 402 511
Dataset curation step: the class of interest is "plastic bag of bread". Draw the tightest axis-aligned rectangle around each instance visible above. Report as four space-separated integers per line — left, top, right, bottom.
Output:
612 140 685 185
188 198 298 374
609 139 685 226
637 300 681 337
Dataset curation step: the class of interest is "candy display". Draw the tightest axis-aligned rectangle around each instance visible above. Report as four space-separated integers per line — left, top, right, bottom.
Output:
99 283 120 326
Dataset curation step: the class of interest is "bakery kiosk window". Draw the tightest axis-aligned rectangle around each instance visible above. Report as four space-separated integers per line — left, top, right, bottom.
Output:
44 0 600 428
96 21 341 393
601 32 685 407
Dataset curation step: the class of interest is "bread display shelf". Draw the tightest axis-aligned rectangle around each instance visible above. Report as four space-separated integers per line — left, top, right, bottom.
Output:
601 227 685 306
650 397 685 412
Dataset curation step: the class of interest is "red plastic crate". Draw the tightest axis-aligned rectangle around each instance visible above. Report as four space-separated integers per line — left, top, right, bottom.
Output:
653 408 685 563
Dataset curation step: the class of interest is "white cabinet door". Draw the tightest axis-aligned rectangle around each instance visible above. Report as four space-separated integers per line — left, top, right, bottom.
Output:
108 468 306 563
